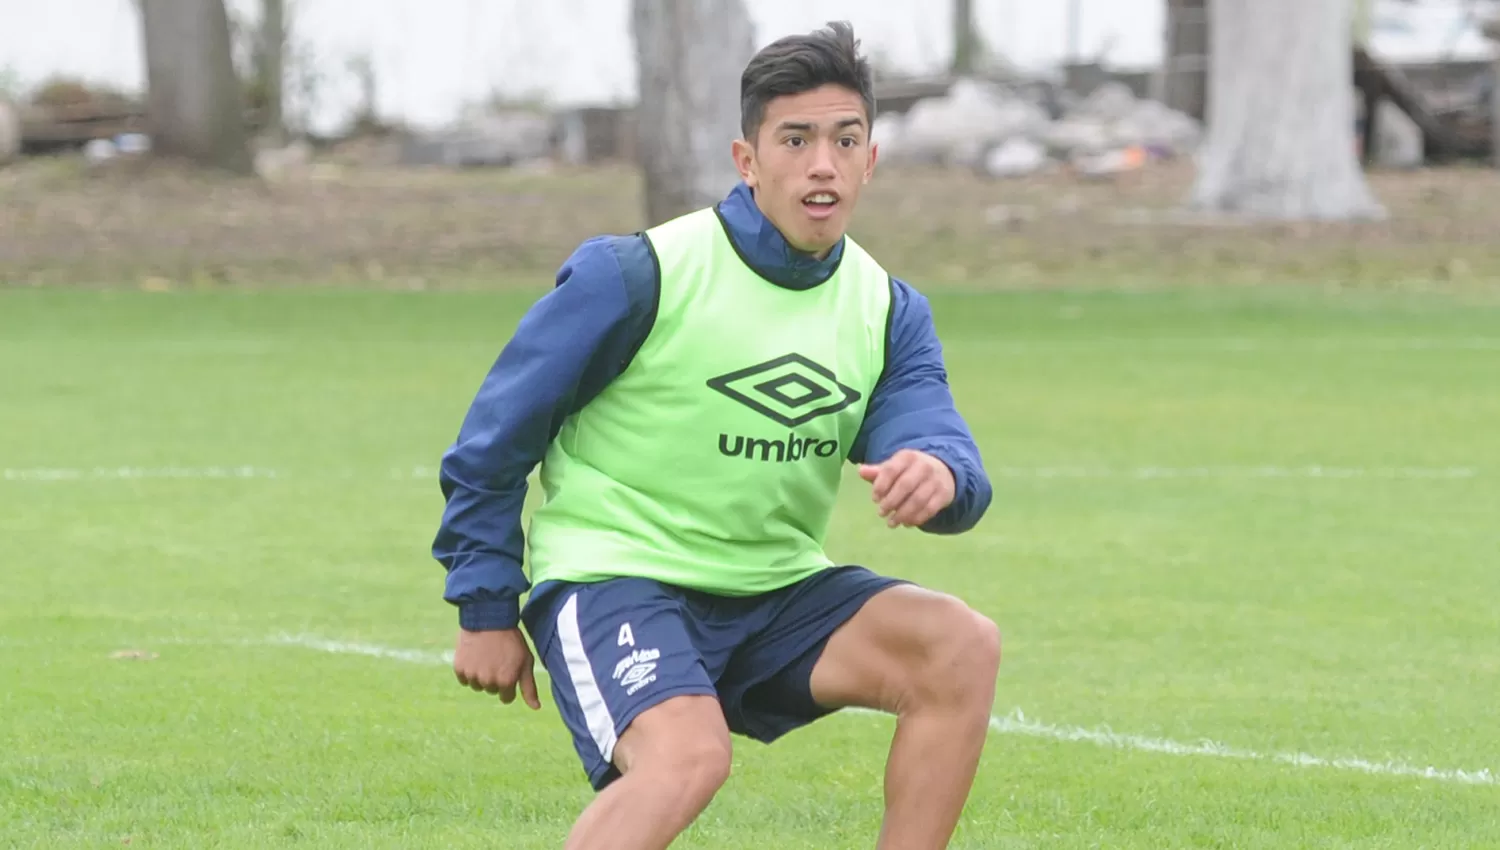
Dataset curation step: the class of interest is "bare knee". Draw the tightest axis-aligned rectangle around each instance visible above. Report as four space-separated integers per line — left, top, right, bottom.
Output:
651 733 732 802
809 585 1000 717
909 598 1001 711
614 695 732 805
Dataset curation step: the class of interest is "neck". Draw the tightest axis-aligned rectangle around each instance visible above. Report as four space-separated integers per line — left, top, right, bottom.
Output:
714 181 843 291
749 187 834 261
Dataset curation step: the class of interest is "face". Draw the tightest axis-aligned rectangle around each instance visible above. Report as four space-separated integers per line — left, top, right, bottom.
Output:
732 84 878 258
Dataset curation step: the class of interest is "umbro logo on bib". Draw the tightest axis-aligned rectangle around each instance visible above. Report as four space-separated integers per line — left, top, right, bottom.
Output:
706 353 861 428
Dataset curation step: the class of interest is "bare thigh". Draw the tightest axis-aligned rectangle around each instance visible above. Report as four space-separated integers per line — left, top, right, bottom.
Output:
808 584 1001 714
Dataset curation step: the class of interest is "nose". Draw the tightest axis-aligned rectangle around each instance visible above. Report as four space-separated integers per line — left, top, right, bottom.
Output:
807 140 837 180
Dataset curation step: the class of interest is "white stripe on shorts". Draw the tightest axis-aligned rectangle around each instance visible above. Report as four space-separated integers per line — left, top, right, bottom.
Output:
557 592 619 762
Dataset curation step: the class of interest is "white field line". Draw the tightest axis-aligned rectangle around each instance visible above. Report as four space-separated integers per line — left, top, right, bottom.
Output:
1 466 284 481
260 634 454 666
263 634 1494 787
0 465 1483 482
992 465 1481 481
985 708 1494 786
971 337 1500 353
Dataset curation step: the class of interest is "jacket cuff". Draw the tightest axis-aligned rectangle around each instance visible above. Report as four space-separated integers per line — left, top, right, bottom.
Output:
918 445 986 535
458 597 521 631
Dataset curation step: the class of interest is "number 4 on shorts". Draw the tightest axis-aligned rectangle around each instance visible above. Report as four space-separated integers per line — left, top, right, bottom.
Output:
617 622 635 647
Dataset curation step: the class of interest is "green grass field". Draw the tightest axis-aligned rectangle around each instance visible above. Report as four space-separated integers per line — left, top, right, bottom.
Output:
3 286 1498 849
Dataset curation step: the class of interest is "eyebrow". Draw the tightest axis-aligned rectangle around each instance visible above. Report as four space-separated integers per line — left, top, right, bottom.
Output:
776 117 867 133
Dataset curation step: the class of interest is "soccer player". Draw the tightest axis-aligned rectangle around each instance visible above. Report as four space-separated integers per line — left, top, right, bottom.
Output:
432 21 999 850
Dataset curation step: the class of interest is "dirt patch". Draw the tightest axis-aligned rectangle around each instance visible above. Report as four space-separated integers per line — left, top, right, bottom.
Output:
0 155 640 288
2 152 1498 294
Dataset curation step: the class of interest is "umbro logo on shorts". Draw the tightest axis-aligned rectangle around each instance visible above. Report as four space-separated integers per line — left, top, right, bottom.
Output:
612 648 660 696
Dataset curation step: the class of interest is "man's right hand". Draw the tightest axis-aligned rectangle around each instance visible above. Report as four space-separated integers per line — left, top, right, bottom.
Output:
453 628 542 710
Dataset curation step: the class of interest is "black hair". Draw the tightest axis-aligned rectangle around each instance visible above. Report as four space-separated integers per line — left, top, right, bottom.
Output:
739 20 877 142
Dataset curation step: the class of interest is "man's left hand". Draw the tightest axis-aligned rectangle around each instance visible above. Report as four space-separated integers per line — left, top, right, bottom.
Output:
858 449 956 529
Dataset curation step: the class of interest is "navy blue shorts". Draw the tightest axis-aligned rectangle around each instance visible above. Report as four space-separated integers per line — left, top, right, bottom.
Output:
520 565 906 790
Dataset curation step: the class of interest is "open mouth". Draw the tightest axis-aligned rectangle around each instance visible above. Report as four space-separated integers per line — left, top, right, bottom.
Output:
802 191 840 218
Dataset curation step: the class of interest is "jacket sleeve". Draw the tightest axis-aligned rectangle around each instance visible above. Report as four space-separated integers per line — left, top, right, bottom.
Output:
431 235 657 630
847 278 992 535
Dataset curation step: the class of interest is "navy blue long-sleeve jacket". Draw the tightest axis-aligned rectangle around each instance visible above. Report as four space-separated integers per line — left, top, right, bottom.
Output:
432 182 992 631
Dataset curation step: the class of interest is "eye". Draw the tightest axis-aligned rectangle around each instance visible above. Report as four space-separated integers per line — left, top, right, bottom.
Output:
785 136 806 148
839 136 858 148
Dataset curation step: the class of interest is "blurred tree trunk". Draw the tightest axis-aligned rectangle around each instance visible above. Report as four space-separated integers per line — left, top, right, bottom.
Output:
1484 13 1500 168
1159 0 1209 122
259 0 286 144
1066 0 1082 62
951 0 977 75
140 0 253 173
631 0 756 227
1189 0 1384 220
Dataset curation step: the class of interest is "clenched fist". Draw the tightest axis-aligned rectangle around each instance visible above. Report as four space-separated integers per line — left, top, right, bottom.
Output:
453 628 542 710
858 449 956 529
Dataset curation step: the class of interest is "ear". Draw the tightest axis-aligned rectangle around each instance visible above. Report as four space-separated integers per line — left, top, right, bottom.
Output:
732 137 758 188
864 141 879 184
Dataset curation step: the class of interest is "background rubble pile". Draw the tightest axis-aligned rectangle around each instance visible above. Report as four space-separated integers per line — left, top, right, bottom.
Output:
873 79 1203 178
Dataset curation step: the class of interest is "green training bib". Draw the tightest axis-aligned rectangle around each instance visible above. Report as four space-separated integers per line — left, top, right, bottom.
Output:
526 207 893 595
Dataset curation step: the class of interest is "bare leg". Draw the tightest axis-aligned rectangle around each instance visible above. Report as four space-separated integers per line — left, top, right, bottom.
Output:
564 695 732 850
873 659 996 847
809 585 1001 850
